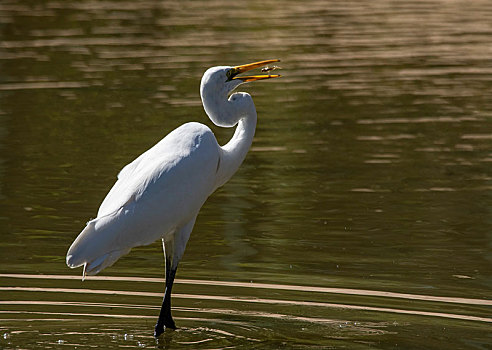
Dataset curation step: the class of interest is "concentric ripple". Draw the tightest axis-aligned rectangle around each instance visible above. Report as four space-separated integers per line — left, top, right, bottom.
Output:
1 274 491 348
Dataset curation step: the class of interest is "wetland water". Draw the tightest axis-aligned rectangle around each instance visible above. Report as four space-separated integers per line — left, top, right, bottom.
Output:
1 0 491 348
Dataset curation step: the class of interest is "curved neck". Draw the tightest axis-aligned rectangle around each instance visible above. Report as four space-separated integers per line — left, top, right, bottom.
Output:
200 80 258 189
216 109 257 188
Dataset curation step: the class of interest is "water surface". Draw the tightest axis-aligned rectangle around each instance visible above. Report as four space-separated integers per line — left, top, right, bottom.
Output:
1 0 491 348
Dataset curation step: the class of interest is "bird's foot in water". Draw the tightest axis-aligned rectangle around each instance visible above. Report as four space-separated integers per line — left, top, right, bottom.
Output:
154 319 176 338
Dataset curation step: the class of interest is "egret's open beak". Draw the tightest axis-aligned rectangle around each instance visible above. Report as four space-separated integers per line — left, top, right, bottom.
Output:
232 59 281 82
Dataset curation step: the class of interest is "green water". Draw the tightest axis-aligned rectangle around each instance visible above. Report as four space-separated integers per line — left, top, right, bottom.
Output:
1 0 491 348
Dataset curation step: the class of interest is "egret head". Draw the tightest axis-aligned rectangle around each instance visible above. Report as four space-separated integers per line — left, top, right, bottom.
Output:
200 59 280 127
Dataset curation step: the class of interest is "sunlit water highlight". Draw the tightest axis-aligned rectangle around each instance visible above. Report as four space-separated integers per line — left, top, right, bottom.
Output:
1 274 491 348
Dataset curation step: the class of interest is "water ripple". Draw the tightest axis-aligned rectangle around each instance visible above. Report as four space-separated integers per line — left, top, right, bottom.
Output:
2 273 491 306
1 274 490 326
0 81 90 91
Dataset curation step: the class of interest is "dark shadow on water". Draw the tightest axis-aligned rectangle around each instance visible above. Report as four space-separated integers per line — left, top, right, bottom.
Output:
155 329 176 349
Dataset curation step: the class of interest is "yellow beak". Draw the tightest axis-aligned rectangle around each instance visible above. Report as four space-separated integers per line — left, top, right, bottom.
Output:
232 59 281 82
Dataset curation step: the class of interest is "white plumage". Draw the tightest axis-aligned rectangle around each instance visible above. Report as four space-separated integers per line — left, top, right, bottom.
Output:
65 59 280 336
67 122 219 275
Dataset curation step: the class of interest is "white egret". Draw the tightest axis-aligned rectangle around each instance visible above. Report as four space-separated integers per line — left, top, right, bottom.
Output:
66 59 280 337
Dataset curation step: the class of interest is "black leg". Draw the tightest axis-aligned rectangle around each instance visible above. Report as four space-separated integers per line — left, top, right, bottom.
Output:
154 257 177 337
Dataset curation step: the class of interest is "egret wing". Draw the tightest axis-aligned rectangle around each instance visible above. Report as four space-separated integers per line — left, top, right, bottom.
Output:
66 122 220 275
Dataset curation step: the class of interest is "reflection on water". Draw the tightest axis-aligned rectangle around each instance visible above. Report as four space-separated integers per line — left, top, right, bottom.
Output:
4 273 492 306
1 274 491 348
1 0 491 348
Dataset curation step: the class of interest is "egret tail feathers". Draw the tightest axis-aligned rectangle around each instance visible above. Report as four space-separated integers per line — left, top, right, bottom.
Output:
67 247 131 279
66 216 131 278
82 263 87 281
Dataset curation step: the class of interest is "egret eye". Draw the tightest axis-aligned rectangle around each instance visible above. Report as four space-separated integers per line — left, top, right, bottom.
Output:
226 69 234 81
